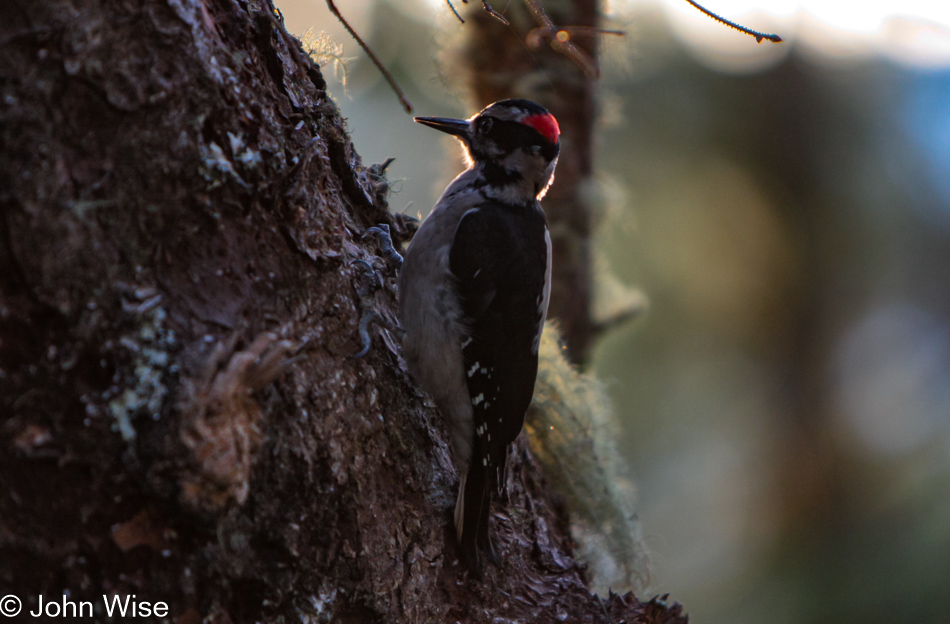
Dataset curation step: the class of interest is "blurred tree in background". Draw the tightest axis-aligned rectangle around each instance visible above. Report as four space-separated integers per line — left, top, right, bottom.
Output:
283 1 950 622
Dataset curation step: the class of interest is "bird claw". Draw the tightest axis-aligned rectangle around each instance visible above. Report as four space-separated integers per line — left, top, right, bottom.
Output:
349 259 399 359
351 309 383 359
352 258 381 295
362 224 403 272
351 259 380 359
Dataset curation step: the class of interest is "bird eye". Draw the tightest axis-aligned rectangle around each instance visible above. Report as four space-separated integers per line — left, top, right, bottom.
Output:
529 145 541 155
477 117 493 135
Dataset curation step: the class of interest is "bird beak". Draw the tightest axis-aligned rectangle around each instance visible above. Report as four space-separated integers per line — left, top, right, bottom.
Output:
413 116 470 138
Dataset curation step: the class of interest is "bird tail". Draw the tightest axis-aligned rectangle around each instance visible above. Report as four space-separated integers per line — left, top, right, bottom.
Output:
455 462 500 575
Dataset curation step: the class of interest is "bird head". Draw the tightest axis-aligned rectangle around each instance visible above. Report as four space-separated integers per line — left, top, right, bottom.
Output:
415 99 561 202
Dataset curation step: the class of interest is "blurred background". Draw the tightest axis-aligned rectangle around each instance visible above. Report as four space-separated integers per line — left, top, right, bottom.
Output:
277 1 950 622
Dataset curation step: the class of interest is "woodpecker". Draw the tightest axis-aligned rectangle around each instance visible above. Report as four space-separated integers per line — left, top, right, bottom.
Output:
398 99 559 574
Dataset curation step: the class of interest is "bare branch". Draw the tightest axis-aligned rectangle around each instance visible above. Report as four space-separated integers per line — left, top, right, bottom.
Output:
448 0 624 80
522 0 603 78
684 0 783 43
479 0 511 25
445 0 465 23
326 0 414 113
525 25 624 58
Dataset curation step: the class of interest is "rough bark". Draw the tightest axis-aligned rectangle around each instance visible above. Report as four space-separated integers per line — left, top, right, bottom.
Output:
0 0 685 622
461 0 601 364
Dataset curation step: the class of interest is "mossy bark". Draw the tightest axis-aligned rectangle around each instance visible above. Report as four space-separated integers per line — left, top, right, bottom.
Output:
0 0 684 621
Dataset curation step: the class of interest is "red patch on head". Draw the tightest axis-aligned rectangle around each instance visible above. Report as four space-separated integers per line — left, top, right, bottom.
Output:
521 113 560 145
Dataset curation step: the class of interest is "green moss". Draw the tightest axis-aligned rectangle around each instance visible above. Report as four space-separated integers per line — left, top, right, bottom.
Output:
527 324 650 594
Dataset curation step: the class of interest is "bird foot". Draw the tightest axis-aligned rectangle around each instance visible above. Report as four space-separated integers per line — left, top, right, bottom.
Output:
362 223 403 273
350 259 399 359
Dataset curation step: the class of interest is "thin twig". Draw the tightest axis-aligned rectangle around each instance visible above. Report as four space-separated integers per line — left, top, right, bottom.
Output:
526 25 624 51
554 26 625 38
522 0 600 79
452 0 625 79
683 0 782 43
325 0 413 113
480 0 510 26
445 0 465 23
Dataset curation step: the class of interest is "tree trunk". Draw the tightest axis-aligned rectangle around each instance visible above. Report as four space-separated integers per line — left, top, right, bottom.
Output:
0 0 685 621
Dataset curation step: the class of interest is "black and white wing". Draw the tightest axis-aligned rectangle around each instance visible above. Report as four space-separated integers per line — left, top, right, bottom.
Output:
448 200 550 570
